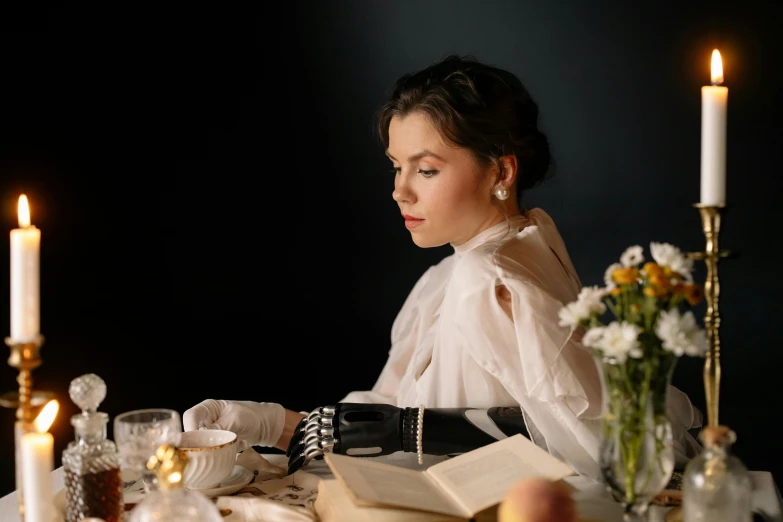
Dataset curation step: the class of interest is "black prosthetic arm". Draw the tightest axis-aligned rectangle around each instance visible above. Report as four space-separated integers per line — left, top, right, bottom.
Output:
286 403 529 474
417 406 529 456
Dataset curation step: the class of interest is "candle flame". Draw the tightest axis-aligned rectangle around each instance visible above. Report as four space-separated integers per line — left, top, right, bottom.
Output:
17 195 30 228
34 400 59 433
711 49 724 85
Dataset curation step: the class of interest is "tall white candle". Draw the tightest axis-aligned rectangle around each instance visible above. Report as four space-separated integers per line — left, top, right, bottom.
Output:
700 49 728 206
10 194 41 342
21 400 58 522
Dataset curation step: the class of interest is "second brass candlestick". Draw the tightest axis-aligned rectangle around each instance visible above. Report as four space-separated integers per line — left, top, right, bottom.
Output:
688 204 734 428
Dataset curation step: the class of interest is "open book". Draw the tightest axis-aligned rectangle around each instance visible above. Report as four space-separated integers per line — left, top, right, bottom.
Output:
314 478 498 522
323 433 576 520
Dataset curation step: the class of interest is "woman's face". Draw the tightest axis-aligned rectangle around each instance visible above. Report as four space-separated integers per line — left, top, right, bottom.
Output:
387 112 503 248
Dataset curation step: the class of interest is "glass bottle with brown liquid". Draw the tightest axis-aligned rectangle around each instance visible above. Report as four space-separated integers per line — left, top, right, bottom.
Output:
62 373 123 522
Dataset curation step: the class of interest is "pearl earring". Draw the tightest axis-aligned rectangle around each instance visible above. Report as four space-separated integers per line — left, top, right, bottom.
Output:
494 185 510 201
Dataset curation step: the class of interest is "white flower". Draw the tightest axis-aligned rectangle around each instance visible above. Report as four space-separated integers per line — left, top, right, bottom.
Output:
620 245 644 267
655 309 707 356
650 242 694 282
558 301 590 328
558 286 607 328
604 263 623 289
577 286 609 312
581 326 607 350
589 321 642 363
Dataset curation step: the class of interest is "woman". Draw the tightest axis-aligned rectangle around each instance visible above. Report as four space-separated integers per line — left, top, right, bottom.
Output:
183 55 702 479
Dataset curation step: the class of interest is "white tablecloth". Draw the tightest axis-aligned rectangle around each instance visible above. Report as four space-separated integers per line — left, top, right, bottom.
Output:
1 453 781 522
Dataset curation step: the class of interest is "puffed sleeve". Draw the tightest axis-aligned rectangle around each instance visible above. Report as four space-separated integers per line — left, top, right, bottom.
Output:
454 275 603 478
340 266 437 405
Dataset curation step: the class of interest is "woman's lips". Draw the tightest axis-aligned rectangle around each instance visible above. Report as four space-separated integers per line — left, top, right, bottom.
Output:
404 216 424 229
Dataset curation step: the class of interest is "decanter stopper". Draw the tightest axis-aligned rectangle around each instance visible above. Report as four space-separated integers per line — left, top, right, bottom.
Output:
68 373 109 444
69 373 107 413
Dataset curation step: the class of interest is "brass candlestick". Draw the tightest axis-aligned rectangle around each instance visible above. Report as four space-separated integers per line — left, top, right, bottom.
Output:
0 335 52 521
687 204 734 428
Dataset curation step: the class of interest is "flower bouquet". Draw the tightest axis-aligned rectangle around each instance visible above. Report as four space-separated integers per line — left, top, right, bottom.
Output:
558 243 707 520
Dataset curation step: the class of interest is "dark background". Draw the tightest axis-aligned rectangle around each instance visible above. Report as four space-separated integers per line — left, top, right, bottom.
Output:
1 1 781 498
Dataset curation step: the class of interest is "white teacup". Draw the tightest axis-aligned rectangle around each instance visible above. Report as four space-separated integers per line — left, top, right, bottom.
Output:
177 429 238 490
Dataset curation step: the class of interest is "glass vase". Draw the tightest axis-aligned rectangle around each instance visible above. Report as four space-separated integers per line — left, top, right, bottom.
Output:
597 352 677 521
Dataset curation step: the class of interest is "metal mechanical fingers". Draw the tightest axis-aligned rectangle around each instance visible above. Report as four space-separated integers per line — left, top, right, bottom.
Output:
286 405 337 474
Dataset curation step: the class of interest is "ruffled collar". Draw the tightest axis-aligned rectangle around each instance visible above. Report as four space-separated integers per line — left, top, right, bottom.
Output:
451 215 529 256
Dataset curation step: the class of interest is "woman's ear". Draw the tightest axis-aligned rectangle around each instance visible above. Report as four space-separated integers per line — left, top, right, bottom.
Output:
498 155 518 188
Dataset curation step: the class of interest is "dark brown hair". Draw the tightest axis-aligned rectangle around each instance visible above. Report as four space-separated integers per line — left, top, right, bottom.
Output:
376 55 553 203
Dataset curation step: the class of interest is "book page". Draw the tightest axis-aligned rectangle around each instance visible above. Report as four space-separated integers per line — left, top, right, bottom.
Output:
316 479 469 522
426 434 575 515
324 453 470 518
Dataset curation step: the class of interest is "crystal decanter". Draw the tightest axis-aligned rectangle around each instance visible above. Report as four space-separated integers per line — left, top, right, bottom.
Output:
126 443 223 522
62 373 124 522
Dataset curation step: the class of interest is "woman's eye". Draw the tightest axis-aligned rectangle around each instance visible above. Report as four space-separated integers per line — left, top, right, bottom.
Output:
417 169 438 178
390 167 401 175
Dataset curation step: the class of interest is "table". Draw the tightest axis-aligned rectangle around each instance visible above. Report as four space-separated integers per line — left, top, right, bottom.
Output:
1 454 781 522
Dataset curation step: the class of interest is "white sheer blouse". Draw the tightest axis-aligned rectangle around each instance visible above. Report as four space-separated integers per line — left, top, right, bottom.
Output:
342 208 702 478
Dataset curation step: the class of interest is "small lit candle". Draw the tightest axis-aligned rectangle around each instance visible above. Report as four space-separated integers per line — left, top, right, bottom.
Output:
700 49 728 206
10 194 41 342
21 400 58 522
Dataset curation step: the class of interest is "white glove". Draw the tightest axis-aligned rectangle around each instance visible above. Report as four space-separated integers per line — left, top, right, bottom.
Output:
182 399 286 450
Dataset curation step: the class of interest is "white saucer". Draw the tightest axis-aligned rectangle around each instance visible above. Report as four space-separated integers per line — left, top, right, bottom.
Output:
186 465 254 497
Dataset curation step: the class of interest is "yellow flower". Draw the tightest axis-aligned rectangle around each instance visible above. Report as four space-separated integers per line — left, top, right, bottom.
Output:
663 267 684 281
673 283 703 306
612 267 640 285
686 286 703 305
643 287 659 298
610 287 622 296
649 273 671 292
643 262 664 276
